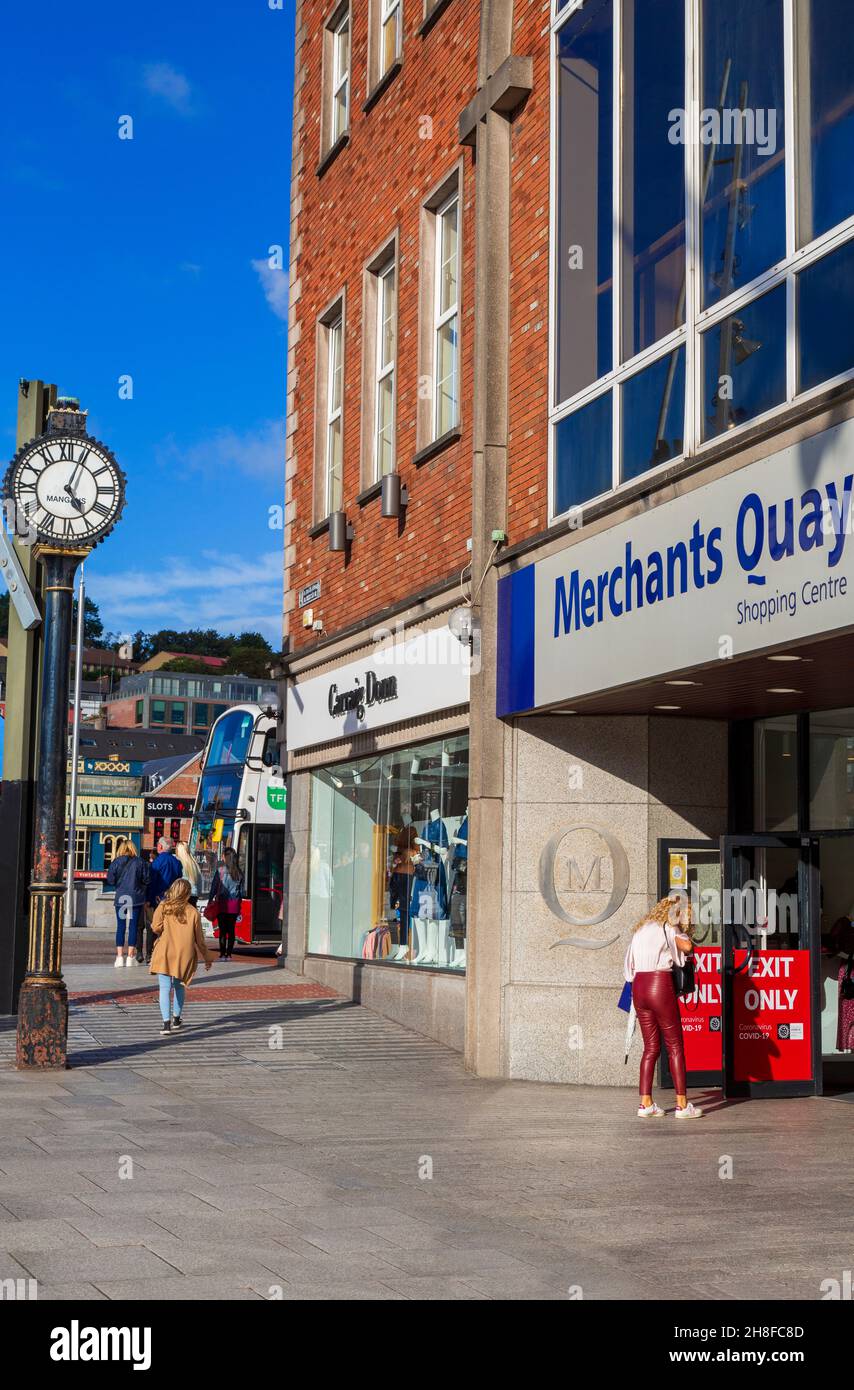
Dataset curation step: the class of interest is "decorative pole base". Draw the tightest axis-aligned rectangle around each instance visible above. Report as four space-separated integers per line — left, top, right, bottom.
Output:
16 977 69 1069
16 884 69 1069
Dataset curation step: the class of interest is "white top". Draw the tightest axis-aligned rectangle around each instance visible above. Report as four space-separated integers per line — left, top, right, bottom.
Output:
624 921 687 982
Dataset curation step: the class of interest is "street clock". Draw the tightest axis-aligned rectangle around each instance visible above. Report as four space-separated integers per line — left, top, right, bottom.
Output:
4 433 125 549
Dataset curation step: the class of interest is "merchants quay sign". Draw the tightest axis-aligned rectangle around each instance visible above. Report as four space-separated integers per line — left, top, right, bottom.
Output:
497 417 854 716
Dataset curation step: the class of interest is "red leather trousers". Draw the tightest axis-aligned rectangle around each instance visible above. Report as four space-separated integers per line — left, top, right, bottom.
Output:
633 970 687 1096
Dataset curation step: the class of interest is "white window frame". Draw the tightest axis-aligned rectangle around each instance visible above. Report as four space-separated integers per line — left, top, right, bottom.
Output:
374 259 397 479
331 9 350 143
548 0 854 525
433 190 461 438
325 313 344 516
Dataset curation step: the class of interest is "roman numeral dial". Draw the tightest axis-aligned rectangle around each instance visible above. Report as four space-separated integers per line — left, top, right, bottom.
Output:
3 433 126 549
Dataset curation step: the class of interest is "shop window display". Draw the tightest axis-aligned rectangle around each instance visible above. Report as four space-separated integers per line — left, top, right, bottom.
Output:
308 735 469 969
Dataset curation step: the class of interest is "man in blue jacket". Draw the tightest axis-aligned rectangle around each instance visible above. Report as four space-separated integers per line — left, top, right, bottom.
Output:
142 838 183 962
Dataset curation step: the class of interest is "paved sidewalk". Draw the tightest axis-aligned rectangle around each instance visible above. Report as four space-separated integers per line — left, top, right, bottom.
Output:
1 962 852 1301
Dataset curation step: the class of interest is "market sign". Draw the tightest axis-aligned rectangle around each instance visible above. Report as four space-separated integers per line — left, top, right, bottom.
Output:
287 626 470 752
66 797 144 829
143 796 195 818
66 758 144 776
497 417 854 715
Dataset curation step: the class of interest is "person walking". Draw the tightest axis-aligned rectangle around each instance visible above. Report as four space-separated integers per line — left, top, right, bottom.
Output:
143 837 184 963
175 840 202 906
208 848 243 960
105 841 149 967
624 891 703 1119
149 879 214 1036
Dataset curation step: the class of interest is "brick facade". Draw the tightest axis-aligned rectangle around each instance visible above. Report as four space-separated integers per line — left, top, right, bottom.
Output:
287 0 481 654
506 0 551 543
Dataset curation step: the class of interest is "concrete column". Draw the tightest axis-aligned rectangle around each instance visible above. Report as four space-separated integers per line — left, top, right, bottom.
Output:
465 0 518 1079
284 768 311 974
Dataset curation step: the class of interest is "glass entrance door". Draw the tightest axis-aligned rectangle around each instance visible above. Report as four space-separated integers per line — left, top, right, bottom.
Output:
720 835 820 1098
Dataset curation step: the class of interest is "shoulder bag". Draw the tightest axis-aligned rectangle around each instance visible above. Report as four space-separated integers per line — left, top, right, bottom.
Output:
664 923 695 997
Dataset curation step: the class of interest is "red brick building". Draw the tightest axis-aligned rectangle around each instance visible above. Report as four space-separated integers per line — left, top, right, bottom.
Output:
283 0 540 1056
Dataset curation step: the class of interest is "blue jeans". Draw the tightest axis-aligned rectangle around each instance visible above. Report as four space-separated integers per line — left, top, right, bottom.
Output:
157 975 186 1022
115 902 143 948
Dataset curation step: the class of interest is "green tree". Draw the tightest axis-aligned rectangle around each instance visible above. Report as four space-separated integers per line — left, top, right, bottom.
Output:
72 596 105 647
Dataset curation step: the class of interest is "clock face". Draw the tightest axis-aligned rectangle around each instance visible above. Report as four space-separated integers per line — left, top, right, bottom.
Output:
5 434 125 547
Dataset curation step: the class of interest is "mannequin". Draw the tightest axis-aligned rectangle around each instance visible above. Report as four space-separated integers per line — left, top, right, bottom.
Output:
448 807 468 967
391 810 419 961
410 807 450 965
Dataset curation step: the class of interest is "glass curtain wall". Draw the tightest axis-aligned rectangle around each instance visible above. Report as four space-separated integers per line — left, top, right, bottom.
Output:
308 735 469 969
552 0 854 515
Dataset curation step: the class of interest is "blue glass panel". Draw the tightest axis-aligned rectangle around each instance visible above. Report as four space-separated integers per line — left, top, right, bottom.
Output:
702 285 787 439
701 0 786 308
798 239 854 392
801 0 854 244
554 391 613 512
622 348 685 482
556 0 613 401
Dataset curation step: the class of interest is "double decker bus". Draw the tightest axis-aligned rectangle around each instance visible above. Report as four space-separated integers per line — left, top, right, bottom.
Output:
189 704 286 947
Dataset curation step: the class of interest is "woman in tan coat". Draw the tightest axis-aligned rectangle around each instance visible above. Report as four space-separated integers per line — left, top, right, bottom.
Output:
149 879 214 1036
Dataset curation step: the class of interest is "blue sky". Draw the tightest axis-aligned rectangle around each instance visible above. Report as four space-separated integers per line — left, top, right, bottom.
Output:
0 0 293 647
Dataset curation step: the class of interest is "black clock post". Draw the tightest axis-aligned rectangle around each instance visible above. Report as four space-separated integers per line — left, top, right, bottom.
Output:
16 542 88 1068
4 400 126 1069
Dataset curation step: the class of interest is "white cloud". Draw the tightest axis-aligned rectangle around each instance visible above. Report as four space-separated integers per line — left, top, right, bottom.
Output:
156 419 284 481
87 551 283 646
251 258 289 321
142 62 193 115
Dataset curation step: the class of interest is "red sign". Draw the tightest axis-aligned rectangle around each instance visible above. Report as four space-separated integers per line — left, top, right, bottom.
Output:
733 949 812 1082
679 945 722 1073
74 870 107 881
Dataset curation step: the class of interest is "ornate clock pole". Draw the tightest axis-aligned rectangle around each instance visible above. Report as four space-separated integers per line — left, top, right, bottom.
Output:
4 399 125 1068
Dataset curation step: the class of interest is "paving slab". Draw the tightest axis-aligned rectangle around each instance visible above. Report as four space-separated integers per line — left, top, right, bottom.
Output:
2 963 853 1301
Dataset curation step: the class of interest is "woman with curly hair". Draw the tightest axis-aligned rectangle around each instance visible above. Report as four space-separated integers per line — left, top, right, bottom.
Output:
624 891 702 1119
149 878 213 1037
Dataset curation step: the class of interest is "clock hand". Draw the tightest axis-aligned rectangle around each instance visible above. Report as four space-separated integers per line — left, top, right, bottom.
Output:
63 485 84 512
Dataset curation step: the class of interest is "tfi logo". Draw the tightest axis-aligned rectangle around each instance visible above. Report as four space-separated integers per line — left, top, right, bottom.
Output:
539 824 629 949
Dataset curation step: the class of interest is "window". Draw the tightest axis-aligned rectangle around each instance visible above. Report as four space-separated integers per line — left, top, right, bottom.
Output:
418 172 463 448
319 5 351 166
551 0 854 518
375 261 397 476
434 193 460 436
170 702 185 727
331 9 350 143
308 735 469 969
64 828 89 873
367 0 403 98
380 0 402 76
314 297 346 520
151 699 166 724
134 700 143 724
362 240 398 483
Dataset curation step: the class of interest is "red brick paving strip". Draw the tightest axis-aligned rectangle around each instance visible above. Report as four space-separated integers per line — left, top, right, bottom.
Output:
68 984 340 1005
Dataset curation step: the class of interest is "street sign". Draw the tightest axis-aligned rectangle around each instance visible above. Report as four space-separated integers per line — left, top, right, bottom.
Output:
0 526 40 631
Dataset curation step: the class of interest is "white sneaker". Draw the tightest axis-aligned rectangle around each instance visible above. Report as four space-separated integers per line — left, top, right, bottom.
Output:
675 1102 703 1119
114 957 124 968
125 956 134 967
637 1102 665 1117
